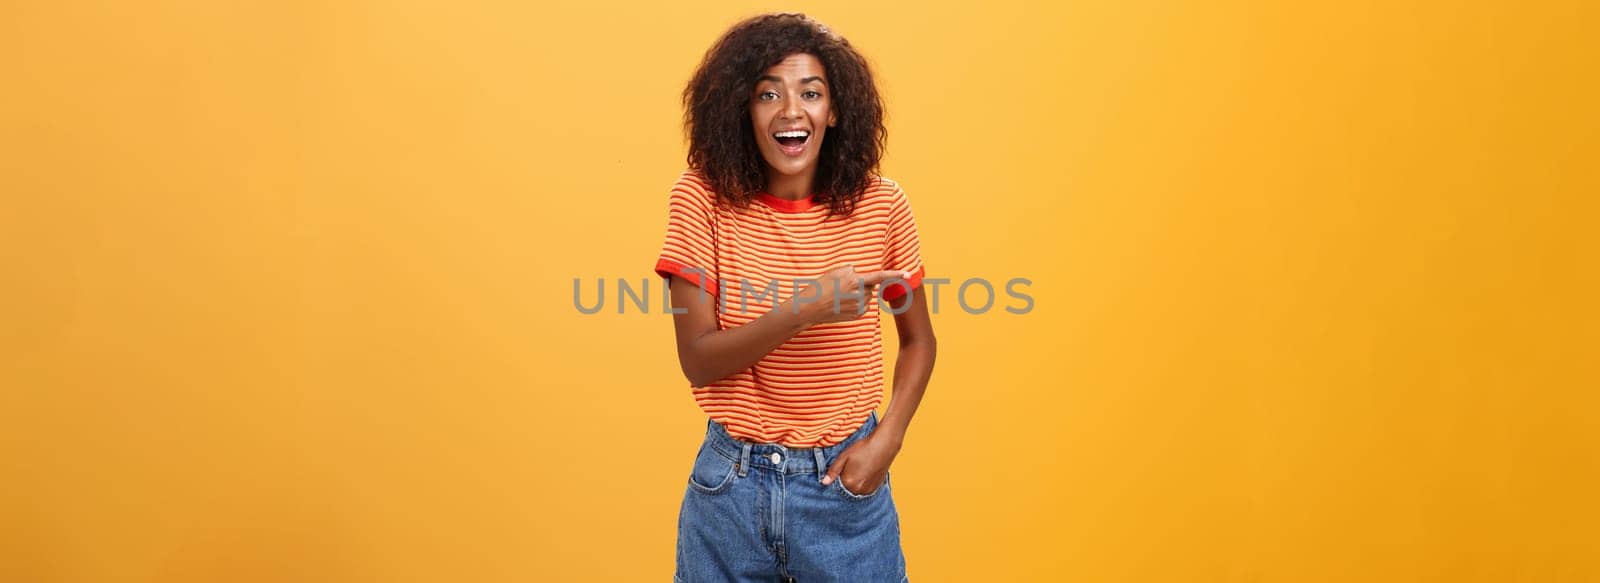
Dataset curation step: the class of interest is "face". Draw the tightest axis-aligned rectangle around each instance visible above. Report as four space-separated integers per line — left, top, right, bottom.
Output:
749 53 836 180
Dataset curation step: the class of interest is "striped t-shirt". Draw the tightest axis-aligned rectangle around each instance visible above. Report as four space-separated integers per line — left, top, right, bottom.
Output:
654 169 926 448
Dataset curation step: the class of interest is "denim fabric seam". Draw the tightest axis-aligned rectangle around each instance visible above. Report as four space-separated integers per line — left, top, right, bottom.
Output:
686 445 739 495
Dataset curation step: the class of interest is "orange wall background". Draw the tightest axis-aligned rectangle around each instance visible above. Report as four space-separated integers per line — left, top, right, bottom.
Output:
3 1 1596 581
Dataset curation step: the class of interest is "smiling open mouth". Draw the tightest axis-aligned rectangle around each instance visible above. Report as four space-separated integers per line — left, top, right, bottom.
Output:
773 130 810 156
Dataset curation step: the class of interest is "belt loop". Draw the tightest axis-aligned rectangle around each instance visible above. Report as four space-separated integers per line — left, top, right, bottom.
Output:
812 447 826 475
738 442 752 478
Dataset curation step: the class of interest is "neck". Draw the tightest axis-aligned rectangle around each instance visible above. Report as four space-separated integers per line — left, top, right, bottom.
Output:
764 168 816 200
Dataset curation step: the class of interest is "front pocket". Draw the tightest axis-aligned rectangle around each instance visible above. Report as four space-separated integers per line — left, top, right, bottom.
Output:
686 442 737 495
834 471 889 501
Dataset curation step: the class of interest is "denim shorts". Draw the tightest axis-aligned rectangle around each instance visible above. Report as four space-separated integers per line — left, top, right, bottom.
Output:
674 411 908 582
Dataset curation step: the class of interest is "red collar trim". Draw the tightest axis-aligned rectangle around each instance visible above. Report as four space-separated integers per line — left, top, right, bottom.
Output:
755 191 819 212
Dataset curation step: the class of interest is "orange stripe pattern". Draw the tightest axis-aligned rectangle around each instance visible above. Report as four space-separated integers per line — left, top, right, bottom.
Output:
654 169 925 447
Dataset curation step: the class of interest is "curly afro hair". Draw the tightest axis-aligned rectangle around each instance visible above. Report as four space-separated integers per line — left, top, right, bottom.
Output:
682 13 886 217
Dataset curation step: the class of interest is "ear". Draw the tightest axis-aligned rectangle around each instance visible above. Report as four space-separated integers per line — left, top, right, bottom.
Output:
828 111 837 127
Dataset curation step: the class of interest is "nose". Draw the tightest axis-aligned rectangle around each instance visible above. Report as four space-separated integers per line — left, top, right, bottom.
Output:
781 93 803 120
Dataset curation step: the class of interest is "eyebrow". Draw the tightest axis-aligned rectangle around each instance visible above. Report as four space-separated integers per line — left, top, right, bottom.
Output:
757 75 828 85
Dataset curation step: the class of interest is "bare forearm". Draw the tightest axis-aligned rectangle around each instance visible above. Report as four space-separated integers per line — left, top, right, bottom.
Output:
679 304 807 386
877 336 935 446
875 286 937 446
669 268 907 388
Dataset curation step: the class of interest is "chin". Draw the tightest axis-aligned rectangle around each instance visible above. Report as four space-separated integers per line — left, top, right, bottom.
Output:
764 157 815 176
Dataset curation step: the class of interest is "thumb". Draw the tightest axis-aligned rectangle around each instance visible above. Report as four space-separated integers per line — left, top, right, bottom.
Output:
821 454 848 486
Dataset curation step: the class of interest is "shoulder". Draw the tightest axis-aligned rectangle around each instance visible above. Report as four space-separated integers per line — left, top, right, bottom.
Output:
854 175 910 212
870 175 900 192
668 168 719 209
673 168 714 195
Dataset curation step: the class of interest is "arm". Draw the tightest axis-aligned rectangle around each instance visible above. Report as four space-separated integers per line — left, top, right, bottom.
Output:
876 285 937 448
668 267 908 387
668 275 807 387
821 285 937 492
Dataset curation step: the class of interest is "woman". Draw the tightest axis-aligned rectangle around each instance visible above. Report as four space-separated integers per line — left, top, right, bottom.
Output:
655 13 936 582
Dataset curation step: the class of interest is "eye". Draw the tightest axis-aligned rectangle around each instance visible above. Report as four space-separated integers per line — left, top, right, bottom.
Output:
758 91 779 101
803 90 822 100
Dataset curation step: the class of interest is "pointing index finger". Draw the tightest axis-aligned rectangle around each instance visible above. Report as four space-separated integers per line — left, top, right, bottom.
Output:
858 270 912 286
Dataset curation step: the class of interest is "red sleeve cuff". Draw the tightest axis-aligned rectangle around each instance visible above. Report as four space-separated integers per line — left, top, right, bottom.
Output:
655 258 718 297
880 266 925 301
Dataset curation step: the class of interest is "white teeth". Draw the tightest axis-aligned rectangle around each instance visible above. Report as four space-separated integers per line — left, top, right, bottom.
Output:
774 130 809 139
